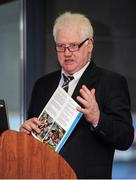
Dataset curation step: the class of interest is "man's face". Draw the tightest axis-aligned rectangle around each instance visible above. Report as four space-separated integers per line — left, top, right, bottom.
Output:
55 28 93 75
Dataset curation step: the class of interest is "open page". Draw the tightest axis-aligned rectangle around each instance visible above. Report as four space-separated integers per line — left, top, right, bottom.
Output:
32 86 83 153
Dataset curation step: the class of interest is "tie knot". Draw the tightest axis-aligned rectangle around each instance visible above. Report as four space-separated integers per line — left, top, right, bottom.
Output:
63 74 74 83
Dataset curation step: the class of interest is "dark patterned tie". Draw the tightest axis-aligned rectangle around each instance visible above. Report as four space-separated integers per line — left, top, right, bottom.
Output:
62 74 74 92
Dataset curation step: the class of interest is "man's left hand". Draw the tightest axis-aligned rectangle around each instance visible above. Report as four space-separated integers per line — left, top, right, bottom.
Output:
76 85 100 126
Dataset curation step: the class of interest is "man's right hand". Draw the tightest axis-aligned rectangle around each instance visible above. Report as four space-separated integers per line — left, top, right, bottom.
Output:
20 117 41 135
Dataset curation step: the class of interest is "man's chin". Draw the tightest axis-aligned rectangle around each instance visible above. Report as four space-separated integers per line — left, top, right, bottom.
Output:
63 68 76 75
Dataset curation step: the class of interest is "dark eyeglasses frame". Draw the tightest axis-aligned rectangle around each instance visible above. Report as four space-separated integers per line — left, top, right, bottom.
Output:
55 38 90 52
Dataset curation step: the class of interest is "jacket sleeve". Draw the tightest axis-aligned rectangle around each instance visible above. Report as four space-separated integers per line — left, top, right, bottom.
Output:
93 73 134 150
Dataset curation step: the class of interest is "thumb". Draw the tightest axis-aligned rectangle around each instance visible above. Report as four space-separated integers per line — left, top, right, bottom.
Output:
90 88 96 99
91 88 95 95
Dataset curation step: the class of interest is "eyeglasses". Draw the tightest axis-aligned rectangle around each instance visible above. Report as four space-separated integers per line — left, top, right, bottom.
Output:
55 38 89 52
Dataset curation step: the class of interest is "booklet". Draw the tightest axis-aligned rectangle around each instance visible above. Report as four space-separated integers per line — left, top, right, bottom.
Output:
32 86 83 153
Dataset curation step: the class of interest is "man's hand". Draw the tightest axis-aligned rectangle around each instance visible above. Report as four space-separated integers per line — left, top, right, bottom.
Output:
76 85 100 126
20 117 41 135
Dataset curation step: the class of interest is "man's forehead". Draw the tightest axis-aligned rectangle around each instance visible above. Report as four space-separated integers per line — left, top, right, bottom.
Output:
56 28 82 43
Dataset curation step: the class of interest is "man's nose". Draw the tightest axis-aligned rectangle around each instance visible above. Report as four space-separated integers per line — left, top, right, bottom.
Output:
64 47 72 56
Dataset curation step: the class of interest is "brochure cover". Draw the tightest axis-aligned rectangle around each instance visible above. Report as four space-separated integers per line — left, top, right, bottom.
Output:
32 87 83 153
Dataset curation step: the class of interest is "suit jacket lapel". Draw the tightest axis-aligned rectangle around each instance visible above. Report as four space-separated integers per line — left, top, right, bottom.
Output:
72 61 99 102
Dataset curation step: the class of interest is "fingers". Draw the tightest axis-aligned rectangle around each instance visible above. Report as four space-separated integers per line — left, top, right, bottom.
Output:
76 85 100 126
20 117 41 134
77 85 96 108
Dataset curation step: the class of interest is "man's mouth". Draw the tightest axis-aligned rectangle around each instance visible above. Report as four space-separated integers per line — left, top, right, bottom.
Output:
64 59 74 63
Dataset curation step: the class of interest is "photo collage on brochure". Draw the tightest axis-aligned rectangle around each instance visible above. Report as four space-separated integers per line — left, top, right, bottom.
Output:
33 110 66 150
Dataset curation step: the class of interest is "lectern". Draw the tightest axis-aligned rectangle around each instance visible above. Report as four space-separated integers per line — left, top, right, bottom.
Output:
0 130 77 179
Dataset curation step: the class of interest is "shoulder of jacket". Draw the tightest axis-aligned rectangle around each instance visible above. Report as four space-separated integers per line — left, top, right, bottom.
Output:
36 70 61 83
96 66 126 82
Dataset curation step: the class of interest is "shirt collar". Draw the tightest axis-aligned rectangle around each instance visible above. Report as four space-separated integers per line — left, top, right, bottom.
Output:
61 61 90 81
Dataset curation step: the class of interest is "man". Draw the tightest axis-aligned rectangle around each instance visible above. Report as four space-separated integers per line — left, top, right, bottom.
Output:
20 12 134 179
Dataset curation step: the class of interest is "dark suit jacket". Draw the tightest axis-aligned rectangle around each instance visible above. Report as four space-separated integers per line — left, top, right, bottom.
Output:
28 61 134 179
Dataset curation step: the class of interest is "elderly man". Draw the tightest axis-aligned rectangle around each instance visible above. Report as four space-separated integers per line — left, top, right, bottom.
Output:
20 12 134 179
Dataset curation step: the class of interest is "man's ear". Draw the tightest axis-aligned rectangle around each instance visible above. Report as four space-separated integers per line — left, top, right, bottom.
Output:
88 39 93 53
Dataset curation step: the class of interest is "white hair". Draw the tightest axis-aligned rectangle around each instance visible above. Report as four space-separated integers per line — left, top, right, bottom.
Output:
53 12 94 42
